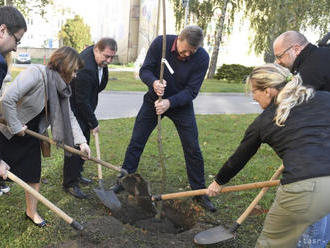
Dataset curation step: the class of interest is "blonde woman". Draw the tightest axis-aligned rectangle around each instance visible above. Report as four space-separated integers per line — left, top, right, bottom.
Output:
208 63 330 247
0 46 91 227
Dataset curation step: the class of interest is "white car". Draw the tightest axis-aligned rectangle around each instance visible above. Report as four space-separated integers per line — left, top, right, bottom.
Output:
16 53 31 64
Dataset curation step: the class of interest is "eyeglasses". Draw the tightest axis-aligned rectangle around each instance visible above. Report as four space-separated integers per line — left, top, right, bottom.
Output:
275 45 293 60
7 29 21 45
103 54 115 59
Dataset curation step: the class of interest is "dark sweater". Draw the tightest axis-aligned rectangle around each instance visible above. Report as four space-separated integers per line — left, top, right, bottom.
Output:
0 54 7 90
0 54 7 160
69 46 108 129
291 43 330 91
215 91 330 185
139 35 209 108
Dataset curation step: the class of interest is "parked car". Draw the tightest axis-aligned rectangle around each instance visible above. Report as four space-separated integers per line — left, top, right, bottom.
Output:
16 53 31 64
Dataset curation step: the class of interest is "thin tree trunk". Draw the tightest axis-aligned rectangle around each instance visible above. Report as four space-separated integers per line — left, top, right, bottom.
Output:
5 0 14 6
207 0 229 79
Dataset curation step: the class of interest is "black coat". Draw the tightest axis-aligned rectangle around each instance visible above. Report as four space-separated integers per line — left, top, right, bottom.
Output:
215 91 330 186
0 54 8 90
291 43 330 91
70 46 108 130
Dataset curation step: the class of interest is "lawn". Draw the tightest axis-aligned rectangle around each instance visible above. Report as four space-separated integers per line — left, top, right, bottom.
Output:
8 67 246 93
0 114 283 248
107 71 245 93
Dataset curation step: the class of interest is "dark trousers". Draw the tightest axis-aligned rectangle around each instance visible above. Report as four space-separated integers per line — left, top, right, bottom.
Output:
63 123 90 188
122 99 205 190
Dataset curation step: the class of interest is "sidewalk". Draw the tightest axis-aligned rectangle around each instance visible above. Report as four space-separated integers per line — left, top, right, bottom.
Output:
95 91 262 120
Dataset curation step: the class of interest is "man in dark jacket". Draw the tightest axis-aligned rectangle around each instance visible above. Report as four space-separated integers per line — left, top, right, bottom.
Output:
63 38 117 198
111 25 216 212
273 30 330 90
273 30 330 247
0 6 26 195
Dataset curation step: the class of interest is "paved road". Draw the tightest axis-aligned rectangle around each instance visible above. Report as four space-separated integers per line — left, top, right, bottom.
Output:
10 64 263 119
95 91 262 120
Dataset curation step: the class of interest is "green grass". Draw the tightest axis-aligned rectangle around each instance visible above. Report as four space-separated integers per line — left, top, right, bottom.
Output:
108 62 134 68
107 71 245 93
0 114 283 247
107 71 148 91
9 67 245 93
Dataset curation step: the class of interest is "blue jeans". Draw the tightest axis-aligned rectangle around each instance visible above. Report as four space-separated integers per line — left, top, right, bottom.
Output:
122 98 205 190
297 214 330 248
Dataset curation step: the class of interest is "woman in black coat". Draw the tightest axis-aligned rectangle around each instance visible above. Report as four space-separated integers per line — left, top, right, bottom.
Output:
208 63 330 247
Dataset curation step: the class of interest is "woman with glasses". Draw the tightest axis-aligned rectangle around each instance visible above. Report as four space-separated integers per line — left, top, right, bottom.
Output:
0 46 91 227
208 63 330 247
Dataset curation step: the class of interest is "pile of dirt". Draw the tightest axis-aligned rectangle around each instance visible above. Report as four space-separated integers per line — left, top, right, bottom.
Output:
48 174 225 247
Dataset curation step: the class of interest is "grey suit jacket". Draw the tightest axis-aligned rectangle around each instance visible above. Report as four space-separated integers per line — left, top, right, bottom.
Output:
0 65 86 145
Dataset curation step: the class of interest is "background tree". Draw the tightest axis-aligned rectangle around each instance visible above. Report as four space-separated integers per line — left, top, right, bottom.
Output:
0 0 51 16
170 0 240 79
245 0 330 62
58 15 92 53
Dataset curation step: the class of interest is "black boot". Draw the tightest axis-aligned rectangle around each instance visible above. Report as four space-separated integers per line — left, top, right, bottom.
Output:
78 176 92 185
193 195 217 212
110 172 125 194
64 185 87 199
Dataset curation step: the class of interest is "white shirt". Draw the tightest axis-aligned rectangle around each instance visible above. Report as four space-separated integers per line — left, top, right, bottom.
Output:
98 66 103 84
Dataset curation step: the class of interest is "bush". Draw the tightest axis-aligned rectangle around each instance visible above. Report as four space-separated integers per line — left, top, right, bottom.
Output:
215 64 254 83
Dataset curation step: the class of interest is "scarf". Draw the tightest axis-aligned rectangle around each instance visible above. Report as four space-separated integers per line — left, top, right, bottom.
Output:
46 67 74 156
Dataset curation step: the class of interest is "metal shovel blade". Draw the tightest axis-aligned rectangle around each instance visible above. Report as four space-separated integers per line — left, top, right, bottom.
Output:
94 181 121 211
194 225 234 245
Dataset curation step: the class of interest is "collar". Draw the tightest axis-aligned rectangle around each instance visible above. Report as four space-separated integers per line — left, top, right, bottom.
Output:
291 43 317 74
171 37 189 61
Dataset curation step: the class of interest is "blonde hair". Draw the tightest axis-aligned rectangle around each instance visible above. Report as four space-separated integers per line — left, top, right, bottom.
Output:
247 63 314 126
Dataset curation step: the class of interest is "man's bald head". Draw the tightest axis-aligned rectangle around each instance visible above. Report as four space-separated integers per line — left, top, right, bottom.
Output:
273 31 309 70
274 31 308 49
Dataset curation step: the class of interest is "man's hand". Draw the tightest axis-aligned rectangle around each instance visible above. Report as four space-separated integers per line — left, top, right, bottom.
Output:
91 125 99 136
207 181 223 197
154 99 170 115
153 79 167 96
0 160 10 180
16 125 27 136
79 143 91 160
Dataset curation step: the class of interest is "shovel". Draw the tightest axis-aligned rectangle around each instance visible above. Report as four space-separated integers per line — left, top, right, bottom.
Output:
24 129 127 175
7 171 83 230
93 132 121 211
151 180 280 201
194 164 284 245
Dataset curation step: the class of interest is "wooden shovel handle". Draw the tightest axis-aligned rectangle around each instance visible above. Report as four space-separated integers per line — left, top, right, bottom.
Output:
25 129 127 175
94 132 103 180
152 180 280 201
236 164 284 225
7 171 83 230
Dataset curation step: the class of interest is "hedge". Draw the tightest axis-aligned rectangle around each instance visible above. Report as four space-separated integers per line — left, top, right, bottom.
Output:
214 64 254 83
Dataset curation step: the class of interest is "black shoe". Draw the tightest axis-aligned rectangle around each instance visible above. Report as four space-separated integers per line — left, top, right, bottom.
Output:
193 195 217 212
110 181 125 194
25 213 47 227
78 176 92 185
64 185 87 199
110 172 126 194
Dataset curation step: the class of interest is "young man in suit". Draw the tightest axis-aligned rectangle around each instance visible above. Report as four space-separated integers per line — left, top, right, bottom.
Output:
0 6 27 195
63 38 117 198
